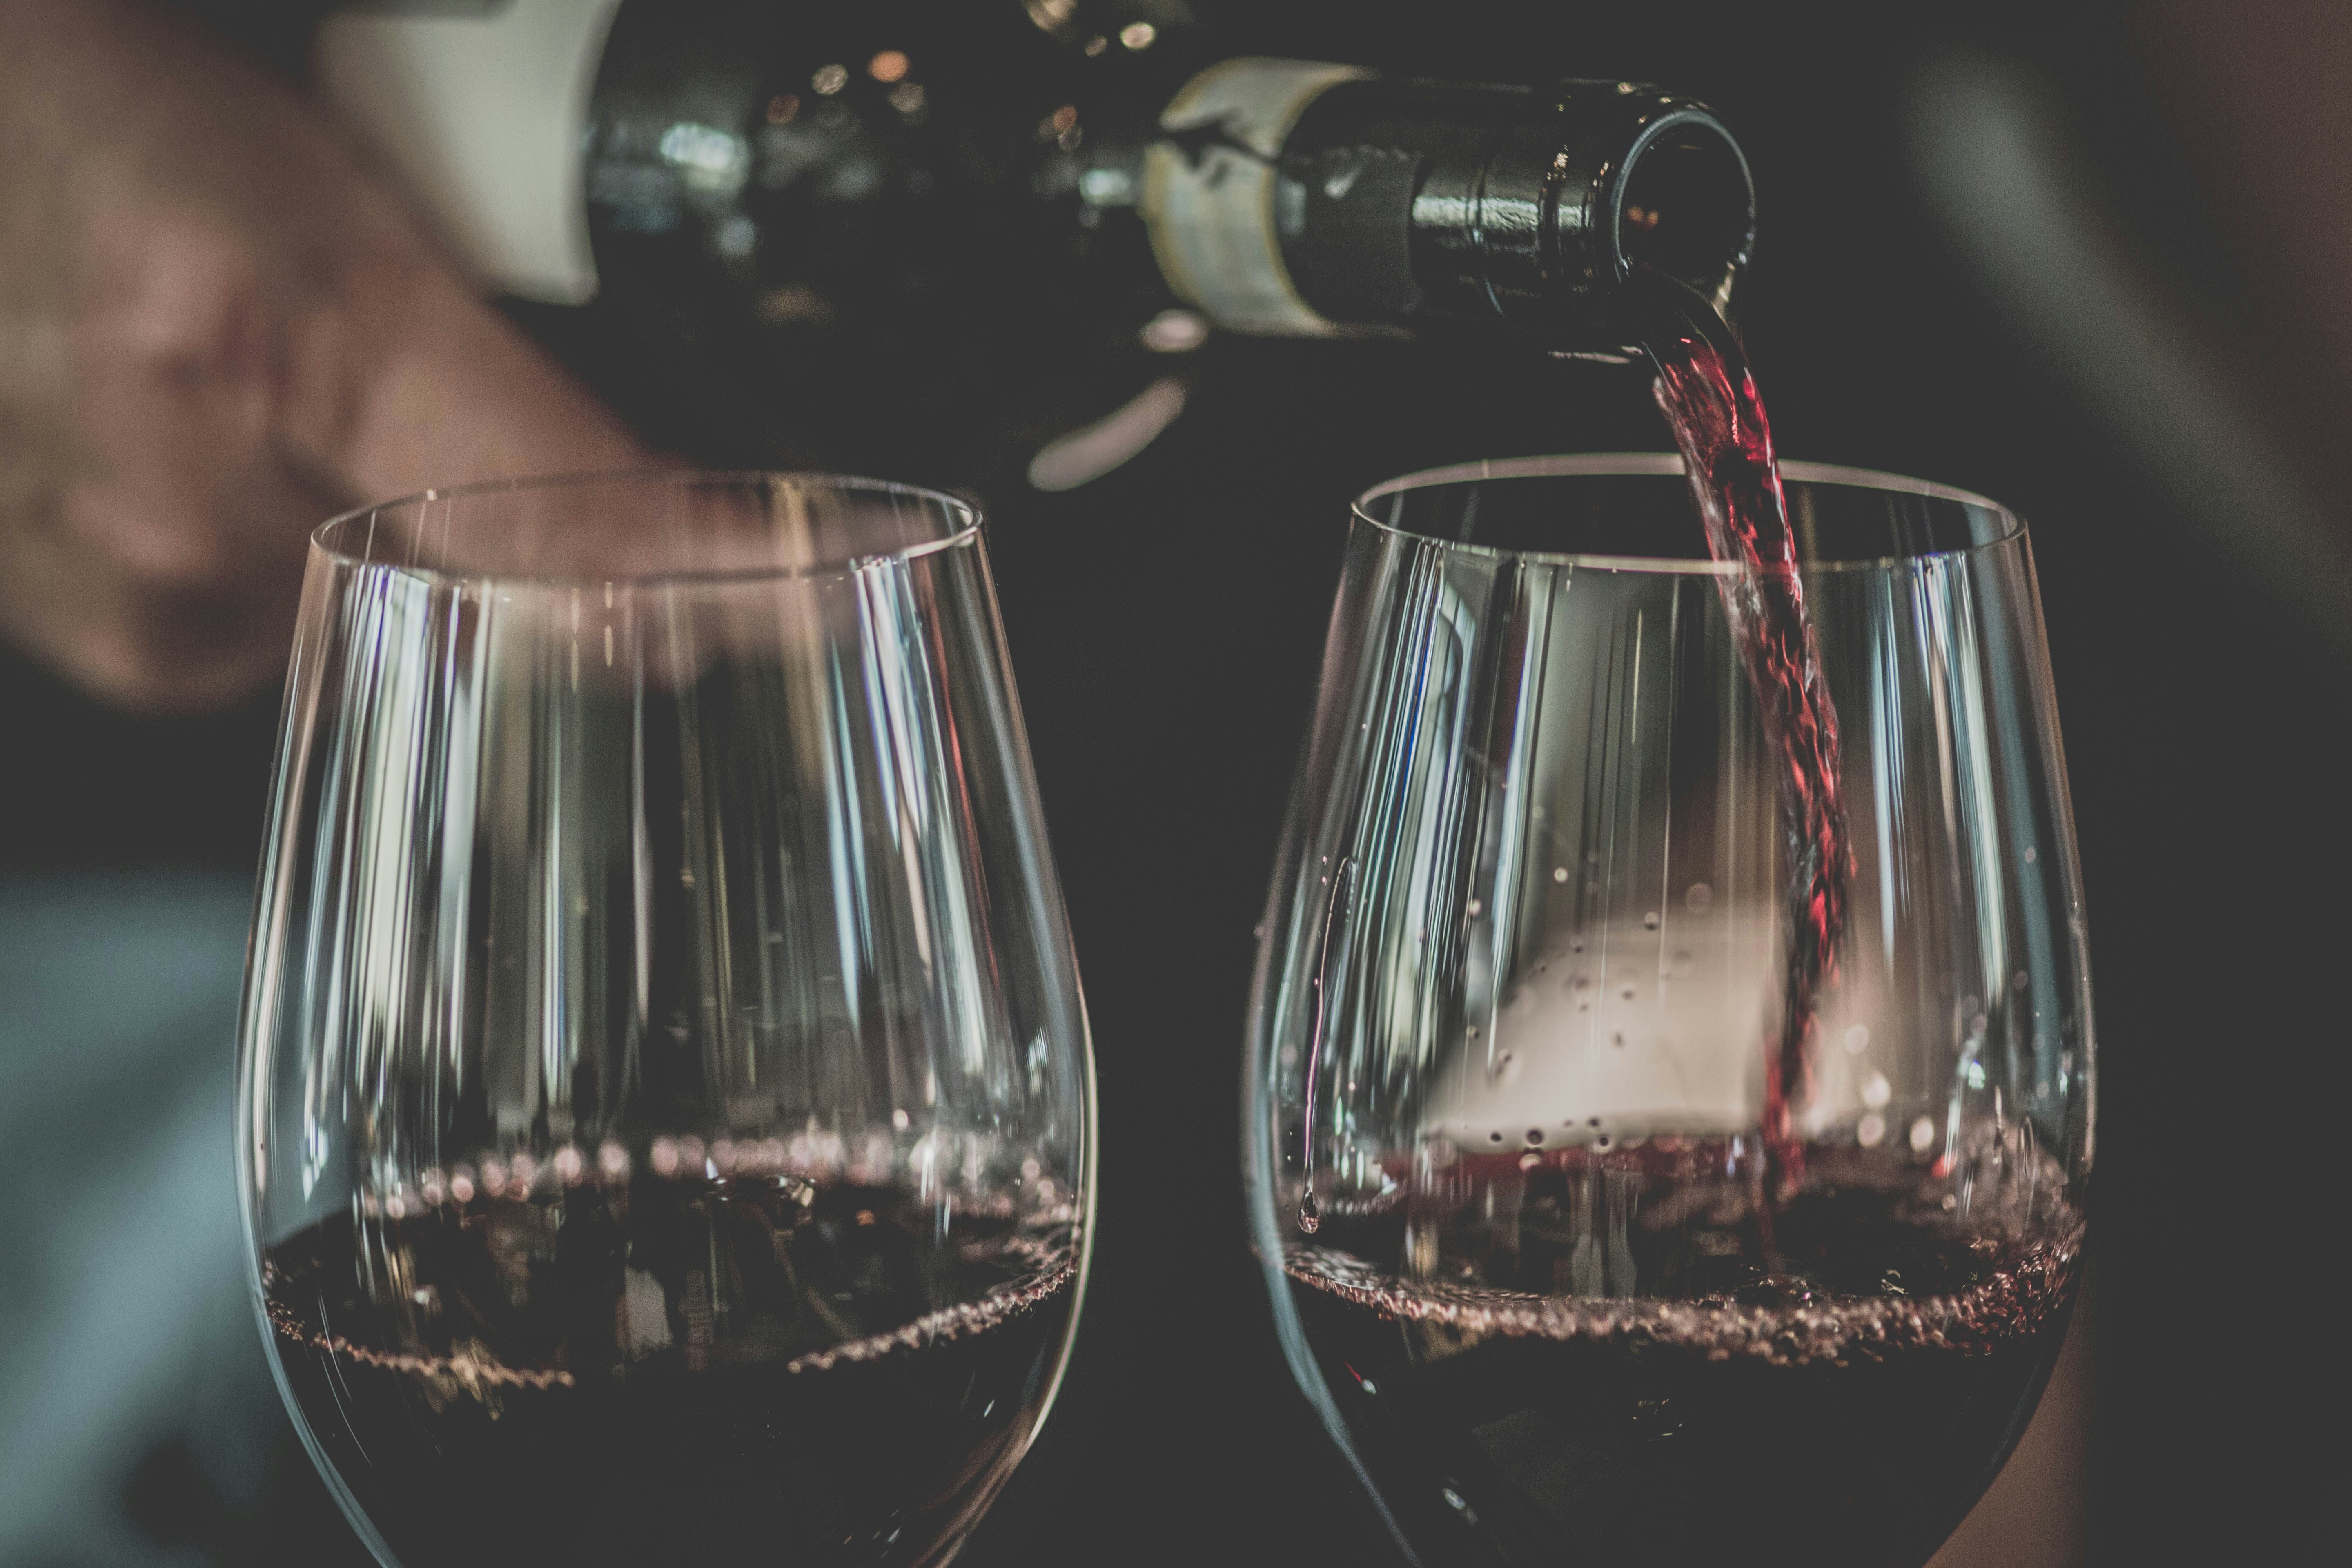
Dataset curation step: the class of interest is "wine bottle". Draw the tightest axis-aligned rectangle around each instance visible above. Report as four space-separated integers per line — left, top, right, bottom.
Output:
317 1 1753 348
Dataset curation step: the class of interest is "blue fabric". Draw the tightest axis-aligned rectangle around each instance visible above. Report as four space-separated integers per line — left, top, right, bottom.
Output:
0 875 287 1568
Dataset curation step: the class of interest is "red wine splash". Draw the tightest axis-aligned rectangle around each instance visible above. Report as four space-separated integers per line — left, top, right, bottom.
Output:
1635 272 1851 1195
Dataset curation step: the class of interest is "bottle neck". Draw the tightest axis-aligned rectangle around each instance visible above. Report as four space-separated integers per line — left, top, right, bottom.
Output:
1137 63 1755 347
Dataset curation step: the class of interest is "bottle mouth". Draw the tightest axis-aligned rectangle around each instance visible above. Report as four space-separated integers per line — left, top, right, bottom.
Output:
1611 107 1756 294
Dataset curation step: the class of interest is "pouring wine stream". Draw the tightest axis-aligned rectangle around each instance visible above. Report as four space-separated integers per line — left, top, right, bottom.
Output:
1633 268 1853 1212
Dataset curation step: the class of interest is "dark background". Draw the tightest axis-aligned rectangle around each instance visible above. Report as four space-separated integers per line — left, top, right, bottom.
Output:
2 2 2336 1562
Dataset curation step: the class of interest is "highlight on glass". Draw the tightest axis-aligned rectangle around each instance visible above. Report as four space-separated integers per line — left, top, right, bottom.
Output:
1244 455 2092 1567
237 472 1093 1567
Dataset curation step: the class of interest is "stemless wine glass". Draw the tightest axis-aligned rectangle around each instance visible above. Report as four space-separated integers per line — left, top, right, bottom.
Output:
237 473 1093 1567
1244 456 2093 1568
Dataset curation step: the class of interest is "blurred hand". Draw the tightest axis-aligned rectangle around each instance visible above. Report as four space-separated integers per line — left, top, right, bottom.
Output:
0 0 648 712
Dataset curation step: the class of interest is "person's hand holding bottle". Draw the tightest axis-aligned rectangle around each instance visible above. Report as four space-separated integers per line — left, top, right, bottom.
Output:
0 0 647 712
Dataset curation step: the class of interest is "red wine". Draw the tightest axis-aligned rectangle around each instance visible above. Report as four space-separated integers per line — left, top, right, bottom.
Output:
1285 1143 2077 1567
1637 274 1852 1187
261 1174 1076 1567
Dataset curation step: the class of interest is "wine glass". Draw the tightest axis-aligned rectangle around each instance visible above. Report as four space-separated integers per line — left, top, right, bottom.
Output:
236 472 1093 1567
1243 456 2092 1567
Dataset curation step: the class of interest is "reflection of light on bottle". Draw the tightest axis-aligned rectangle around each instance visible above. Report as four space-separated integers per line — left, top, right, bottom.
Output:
657 122 750 196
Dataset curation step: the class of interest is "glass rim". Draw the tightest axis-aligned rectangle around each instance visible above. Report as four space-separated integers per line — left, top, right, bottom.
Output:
310 468 984 587
1352 453 2027 575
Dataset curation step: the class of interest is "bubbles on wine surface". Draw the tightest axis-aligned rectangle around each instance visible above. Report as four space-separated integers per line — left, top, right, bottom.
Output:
260 1167 1081 1567
1287 1221 2073 1371
1280 1143 2080 1566
1281 1137 2078 1355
